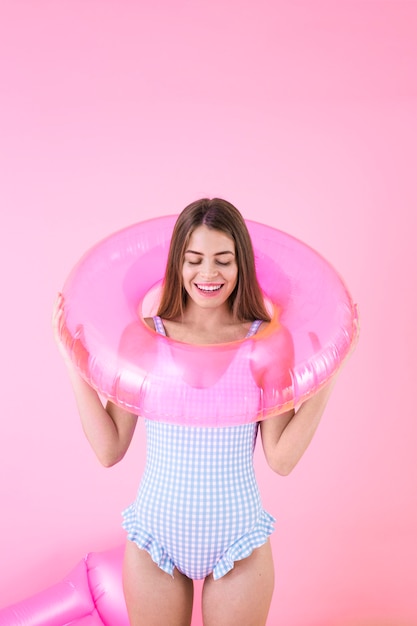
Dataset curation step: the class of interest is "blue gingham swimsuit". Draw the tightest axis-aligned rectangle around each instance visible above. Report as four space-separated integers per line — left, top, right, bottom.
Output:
122 317 275 580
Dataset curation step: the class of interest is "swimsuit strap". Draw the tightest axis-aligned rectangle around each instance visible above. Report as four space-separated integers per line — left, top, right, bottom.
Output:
153 315 167 336
153 316 262 339
246 319 262 337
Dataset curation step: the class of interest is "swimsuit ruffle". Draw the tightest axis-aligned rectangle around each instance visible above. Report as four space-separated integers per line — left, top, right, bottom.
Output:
122 504 176 577
122 505 275 581
211 509 276 580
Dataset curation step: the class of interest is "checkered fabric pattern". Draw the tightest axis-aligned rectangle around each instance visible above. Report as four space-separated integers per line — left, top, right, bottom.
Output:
122 318 276 580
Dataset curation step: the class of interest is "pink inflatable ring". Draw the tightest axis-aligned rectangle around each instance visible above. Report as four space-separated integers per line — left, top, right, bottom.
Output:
57 215 358 426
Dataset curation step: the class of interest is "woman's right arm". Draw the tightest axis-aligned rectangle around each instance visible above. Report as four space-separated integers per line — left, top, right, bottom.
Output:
53 295 138 467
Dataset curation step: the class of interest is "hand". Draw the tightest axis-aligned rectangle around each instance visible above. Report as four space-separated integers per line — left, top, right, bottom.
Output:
52 293 91 377
52 293 77 367
52 293 67 356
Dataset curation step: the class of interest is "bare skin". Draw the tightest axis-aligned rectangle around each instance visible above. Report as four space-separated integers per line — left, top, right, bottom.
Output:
123 537 274 626
123 541 194 626
53 225 336 625
202 541 275 626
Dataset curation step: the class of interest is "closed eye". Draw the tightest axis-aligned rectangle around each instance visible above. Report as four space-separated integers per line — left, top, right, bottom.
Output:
186 259 232 267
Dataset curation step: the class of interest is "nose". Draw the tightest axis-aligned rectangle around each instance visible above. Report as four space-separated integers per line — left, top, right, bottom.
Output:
199 261 219 278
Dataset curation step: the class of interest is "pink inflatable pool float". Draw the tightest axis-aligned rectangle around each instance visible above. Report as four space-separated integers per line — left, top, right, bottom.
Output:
57 215 358 426
0 547 128 626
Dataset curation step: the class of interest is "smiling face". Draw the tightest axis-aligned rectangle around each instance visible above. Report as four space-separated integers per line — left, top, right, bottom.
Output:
157 198 271 323
182 225 238 311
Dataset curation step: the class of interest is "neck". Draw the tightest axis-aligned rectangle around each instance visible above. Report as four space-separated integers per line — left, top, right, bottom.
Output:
180 301 235 329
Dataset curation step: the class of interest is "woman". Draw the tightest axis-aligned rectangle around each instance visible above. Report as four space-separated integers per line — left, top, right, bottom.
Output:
54 198 335 626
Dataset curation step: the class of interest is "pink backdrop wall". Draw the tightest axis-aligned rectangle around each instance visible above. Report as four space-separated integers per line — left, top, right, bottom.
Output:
1 1 416 624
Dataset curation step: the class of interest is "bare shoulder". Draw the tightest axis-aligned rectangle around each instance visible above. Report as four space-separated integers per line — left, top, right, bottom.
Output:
143 316 156 330
257 320 270 332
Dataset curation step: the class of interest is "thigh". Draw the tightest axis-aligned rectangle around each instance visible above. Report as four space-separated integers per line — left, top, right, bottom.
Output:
123 540 194 626
202 540 275 626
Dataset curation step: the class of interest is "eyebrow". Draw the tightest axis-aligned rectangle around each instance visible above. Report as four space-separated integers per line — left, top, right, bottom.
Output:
185 249 235 256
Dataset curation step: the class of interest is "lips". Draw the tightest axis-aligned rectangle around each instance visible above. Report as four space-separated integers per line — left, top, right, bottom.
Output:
195 283 224 293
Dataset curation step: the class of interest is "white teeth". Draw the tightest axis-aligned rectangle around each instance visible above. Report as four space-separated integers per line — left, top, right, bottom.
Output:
196 284 223 292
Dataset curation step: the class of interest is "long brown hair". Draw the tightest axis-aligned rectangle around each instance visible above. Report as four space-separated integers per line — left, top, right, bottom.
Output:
157 198 271 322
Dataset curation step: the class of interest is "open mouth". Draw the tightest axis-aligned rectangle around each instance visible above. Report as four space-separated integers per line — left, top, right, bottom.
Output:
195 283 224 293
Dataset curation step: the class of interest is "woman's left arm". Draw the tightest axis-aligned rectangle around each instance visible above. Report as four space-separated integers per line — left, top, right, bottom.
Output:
260 380 336 476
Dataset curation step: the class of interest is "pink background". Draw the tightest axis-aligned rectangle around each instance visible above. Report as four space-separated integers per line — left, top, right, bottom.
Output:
1 1 416 624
